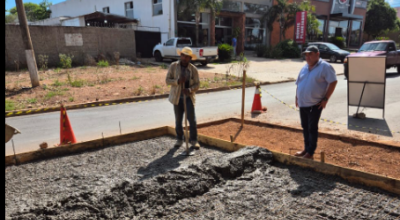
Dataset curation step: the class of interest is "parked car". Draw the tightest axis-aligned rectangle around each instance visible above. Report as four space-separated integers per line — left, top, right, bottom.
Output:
343 40 400 78
152 37 218 66
302 42 350 63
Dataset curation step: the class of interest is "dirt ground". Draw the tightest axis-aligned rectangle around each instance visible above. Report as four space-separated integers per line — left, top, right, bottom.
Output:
6 137 399 219
5 65 251 111
198 121 400 180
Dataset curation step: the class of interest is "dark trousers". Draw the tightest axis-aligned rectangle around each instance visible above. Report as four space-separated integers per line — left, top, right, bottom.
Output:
174 96 197 142
300 105 323 156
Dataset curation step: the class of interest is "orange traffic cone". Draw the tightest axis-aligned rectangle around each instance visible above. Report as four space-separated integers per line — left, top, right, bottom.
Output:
251 85 264 114
59 105 77 145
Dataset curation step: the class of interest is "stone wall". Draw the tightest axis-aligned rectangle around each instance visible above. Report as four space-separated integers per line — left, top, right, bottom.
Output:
5 25 136 70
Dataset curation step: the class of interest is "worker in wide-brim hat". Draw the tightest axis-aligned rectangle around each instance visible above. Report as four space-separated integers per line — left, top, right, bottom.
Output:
166 47 200 149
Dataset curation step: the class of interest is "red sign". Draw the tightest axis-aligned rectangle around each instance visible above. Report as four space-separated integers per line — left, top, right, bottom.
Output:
295 11 307 44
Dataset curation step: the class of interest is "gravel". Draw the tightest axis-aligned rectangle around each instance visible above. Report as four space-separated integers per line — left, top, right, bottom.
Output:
6 136 400 219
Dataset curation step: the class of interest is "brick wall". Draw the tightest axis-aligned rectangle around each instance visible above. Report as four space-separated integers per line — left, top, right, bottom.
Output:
5 25 136 70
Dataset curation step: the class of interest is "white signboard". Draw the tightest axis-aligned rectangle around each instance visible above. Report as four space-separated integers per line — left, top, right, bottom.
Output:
348 56 386 111
65 33 83 46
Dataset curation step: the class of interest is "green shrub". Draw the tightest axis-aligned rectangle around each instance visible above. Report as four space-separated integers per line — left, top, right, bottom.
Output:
218 44 234 62
97 60 109 68
271 47 283 59
59 54 74 69
376 36 390 40
255 44 274 58
274 40 301 58
53 79 63 87
255 44 267 57
329 37 345 49
27 98 37 104
6 100 15 111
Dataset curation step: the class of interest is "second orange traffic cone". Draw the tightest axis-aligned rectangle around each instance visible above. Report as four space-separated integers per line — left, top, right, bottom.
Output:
251 85 264 114
60 105 77 145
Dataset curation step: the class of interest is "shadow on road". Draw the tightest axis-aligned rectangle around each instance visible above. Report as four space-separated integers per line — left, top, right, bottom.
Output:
347 116 393 137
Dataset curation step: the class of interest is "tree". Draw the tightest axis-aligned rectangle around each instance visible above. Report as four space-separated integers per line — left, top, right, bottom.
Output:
364 0 397 39
298 1 320 42
8 0 52 22
177 0 222 46
262 0 300 42
5 13 18 23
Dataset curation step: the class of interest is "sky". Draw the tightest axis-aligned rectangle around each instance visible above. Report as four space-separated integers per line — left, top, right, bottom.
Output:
4 0 400 12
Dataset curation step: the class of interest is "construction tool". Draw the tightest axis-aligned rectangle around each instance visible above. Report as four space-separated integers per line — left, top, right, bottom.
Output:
180 83 194 156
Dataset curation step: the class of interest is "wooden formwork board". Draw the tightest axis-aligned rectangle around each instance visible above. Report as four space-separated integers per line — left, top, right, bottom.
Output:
5 126 169 166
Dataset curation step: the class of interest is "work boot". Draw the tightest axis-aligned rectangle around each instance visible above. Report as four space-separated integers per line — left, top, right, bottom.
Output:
191 141 200 150
294 150 306 157
174 140 183 148
302 153 314 160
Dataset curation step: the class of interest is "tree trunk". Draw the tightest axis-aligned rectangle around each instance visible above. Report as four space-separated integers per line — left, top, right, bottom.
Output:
210 8 215 46
195 8 200 47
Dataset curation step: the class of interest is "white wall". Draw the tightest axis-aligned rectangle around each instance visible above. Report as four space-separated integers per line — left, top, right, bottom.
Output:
29 16 70 26
50 0 175 43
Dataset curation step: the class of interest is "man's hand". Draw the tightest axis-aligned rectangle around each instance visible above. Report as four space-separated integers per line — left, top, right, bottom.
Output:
318 100 328 109
182 88 191 96
295 96 298 108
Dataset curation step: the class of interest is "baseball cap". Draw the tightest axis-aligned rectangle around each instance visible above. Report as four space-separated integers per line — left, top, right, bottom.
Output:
302 45 319 54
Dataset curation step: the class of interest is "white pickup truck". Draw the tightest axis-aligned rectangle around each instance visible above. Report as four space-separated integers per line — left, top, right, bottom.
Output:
152 37 218 66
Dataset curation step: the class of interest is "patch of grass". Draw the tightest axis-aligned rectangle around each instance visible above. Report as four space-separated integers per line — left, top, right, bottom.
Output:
132 76 141 80
160 63 168 69
69 97 75 102
42 84 48 90
45 90 64 100
214 77 221 82
55 68 62 73
154 84 161 89
53 79 63 87
97 60 109 68
80 66 87 70
6 100 15 111
62 88 70 91
27 98 37 104
88 83 95 87
135 86 144 96
200 81 210 89
67 73 86 87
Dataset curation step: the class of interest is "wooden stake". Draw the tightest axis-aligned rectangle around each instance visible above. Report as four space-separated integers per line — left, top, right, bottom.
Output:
15 0 40 87
241 70 246 127
321 151 325 163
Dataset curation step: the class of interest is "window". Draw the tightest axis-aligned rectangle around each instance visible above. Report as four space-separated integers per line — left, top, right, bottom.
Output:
165 39 174 46
102 7 110 14
318 45 329 51
355 0 368 9
243 3 268 15
177 39 192 47
153 0 163 16
125 2 134 18
388 43 396 51
222 1 241 12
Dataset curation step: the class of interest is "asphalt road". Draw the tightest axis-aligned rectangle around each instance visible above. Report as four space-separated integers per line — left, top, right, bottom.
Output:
6 73 400 156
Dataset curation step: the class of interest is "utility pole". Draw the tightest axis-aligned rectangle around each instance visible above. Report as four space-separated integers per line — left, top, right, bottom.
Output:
15 0 40 87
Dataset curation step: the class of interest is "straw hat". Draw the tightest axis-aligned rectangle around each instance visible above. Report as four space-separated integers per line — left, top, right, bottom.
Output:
176 47 197 60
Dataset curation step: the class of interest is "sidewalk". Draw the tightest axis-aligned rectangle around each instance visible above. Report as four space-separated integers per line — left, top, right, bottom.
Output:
199 55 345 83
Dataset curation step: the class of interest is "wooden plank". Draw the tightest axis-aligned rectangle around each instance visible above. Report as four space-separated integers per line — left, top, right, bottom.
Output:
220 117 400 150
271 152 400 195
5 126 169 166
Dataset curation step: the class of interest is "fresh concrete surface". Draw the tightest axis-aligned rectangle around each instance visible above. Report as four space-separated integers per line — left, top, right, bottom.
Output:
6 70 400 156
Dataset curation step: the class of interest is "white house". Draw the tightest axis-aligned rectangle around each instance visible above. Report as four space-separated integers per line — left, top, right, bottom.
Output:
48 0 176 44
